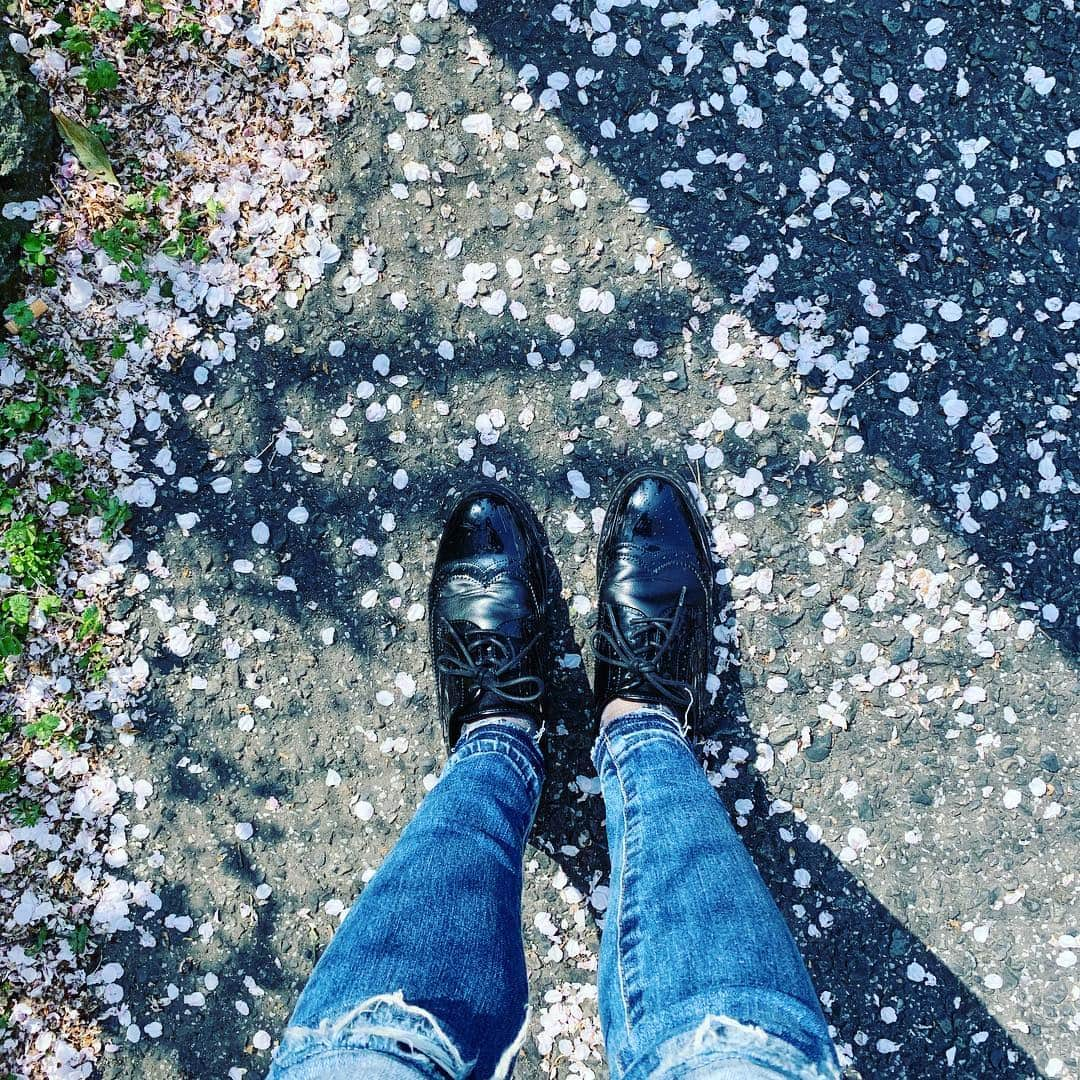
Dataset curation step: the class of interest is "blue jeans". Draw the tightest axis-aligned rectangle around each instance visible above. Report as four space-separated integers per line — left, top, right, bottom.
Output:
267 710 841 1080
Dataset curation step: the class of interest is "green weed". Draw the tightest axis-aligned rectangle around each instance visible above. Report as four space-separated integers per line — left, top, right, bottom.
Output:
92 215 156 288
86 488 132 539
173 7 204 42
124 22 155 51
12 798 42 827
2 396 52 440
19 231 57 286
0 760 18 795
82 59 119 94
90 8 122 31
0 517 63 588
76 605 103 641
3 300 40 347
60 26 94 59
50 452 84 482
77 640 108 684
22 713 62 743
67 383 100 421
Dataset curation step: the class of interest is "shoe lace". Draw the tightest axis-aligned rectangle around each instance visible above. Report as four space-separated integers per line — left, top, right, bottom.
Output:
592 587 693 711
435 621 545 706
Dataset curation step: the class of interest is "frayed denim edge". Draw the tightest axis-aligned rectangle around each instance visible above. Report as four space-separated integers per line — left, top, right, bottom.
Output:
270 992 530 1080
642 1013 842 1080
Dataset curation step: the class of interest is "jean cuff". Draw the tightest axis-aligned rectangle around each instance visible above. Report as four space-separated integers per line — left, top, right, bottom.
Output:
591 706 687 776
640 1007 842 1080
448 721 545 807
267 992 468 1080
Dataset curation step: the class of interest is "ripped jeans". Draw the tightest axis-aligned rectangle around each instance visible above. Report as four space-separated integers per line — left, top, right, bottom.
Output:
267 709 841 1080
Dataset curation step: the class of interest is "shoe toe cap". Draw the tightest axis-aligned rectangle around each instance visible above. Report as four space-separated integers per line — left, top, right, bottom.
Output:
439 491 532 563
617 476 706 553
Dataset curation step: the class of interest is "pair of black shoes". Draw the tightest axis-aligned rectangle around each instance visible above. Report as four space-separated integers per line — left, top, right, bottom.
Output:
429 468 714 749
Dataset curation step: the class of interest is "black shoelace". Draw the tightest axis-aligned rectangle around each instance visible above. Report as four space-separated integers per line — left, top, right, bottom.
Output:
435 621 544 706
592 587 693 711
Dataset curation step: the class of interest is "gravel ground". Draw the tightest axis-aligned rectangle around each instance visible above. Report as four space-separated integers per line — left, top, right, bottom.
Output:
98 2 1077 1078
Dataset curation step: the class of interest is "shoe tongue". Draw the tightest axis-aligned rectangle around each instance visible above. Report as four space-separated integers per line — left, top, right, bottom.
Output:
467 632 510 667
624 617 665 655
451 629 539 728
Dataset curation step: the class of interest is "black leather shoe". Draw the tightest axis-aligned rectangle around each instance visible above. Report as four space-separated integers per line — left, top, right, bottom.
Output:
429 484 551 749
593 468 713 732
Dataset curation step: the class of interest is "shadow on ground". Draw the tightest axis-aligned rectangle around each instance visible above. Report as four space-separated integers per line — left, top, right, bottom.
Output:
467 0 1078 657
99 3 1077 1075
104 301 1039 1077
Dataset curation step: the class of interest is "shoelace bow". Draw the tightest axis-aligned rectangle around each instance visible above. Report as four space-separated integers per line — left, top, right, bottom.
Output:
592 586 692 710
435 620 544 706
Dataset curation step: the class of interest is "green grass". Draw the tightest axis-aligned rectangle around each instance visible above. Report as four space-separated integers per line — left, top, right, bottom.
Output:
26 926 50 958
69 923 91 955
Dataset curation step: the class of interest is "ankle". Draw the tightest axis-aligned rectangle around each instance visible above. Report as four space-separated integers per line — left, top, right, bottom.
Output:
600 697 678 729
460 714 539 742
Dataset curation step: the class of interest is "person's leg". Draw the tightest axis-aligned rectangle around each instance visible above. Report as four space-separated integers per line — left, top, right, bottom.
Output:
271 484 555 1080
590 469 839 1079
267 722 544 1080
593 707 840 1080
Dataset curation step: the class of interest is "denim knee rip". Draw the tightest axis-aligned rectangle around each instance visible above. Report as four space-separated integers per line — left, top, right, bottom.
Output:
643 1013 842 1080
268 992 530 1080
